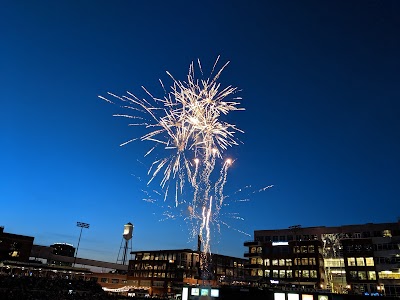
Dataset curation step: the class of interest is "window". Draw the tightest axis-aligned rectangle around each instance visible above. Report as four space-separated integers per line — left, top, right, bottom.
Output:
294 246 300 253
309 258 316 265
272 259 278 266
365 257 374 266
272 270 278 278
358 271 367 280
347 257 356 266
383 230 392 237
373 231 381 237
257 258 263 265
257 247 262 253
356 258 365 266
301 246 308 253
264 259 270 266
265 236 271 241
349 271 357 279
302 258 308 265
294 258 301 265
101 278 109 283
111 279 119 284
310 270 317 278
286 259 292 266
273 236 278 242
368 271 376 280
308 245 315 253
250 247 256 253
286 270 292 278
257 270 263 276
280 236 286 241
279 259 285 266
302 270 309 278
279 270 286 278
287 235 293 241
354 232 361 238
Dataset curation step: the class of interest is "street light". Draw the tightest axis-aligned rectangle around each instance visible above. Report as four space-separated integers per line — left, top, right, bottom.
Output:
73 221 90 267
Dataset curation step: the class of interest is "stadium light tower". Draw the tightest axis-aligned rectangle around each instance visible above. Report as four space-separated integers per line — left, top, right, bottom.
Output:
73 221 90 267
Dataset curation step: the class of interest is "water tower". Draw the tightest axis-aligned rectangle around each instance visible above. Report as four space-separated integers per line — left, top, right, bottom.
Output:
116 222 133 265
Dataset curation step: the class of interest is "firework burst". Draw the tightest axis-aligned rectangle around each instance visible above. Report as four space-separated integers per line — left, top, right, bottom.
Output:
100 56 244 276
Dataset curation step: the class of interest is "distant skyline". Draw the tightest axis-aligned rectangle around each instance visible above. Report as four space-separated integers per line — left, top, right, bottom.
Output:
1 1 400 262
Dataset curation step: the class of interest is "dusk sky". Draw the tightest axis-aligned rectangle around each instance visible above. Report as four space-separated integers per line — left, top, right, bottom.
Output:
1 1 400 262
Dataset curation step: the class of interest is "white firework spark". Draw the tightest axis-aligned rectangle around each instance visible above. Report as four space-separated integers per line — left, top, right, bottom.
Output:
100 56 244 277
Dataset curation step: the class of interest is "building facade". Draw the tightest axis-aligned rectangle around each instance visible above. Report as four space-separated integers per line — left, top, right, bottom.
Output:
244 222 400 297
49 243 76 266
127 249 248 297
0 226 34 262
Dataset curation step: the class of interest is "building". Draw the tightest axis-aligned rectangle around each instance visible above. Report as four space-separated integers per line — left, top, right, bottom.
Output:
244 221 400 297
0 226 34 262
49 243 75 266
127 249 248 297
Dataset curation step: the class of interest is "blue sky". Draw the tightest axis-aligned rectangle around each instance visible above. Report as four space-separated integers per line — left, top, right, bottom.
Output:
1 1 399 261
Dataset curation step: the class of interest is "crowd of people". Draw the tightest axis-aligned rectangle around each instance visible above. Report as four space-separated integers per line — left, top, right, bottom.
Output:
0 275 130 300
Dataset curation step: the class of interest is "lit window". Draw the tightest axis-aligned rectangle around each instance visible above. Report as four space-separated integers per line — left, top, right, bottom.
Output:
310 270 317 278
265 270 270 277
286 270 292 278
286 259 292 266
273 270 279 278
302 270 309 278
356 258 365 266
264 259 270 266
383 230 392 237
279 259 285 266
365 257 374 266
347 257 356 266
358 271 367 280
272 259 278 266
368 271 376 280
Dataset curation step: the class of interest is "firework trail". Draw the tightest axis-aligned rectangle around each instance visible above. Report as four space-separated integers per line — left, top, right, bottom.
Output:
100 56 244 277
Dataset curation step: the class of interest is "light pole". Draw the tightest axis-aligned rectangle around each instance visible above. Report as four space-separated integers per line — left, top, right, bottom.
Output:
73 221 90 267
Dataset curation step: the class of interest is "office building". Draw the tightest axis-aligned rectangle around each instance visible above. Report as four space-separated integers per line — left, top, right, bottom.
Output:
244 221 400 297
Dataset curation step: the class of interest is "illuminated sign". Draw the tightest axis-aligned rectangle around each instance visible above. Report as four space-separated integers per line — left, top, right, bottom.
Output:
182 287 188 300
288 293 300 300
274 292 285 300
270 280 279 284
201 289 209 296
191 288 199 296
211 289 219 297
272 242 289 246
